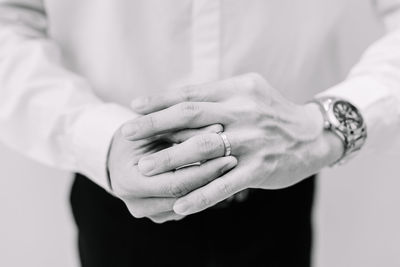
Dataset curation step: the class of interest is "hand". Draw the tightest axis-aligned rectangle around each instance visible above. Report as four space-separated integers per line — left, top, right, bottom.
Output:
108 123 237 223
122 73 344 216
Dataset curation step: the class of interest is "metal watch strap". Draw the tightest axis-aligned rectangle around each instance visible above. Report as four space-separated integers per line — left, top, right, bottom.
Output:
310 97 367 166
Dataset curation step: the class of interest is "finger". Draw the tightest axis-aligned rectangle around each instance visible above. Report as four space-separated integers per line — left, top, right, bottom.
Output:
168 128 263 158
122 102 231 140
130 76 251 114
162 124 223 144
148 211 185 224
173 165 249 215
124 197 176 218
140 156 238 198
138 133 225 176
130 73 263 114
234 189 250 202
226 195 235 202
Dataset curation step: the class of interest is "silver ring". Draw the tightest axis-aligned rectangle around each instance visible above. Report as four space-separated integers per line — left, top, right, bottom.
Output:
217 132 232 157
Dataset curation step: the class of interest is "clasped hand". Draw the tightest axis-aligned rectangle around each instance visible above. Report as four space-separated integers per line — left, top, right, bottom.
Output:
108 73 343 223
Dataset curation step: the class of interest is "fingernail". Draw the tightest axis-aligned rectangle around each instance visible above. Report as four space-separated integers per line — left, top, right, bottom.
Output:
173 200 190 215
130 98 145 110
138 158 155 174
121 124 138 138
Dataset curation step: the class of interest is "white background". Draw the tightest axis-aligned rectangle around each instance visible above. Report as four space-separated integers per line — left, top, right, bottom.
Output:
0 2 399 267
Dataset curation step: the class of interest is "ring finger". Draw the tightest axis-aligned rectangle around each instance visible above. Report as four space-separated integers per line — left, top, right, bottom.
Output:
138 132 234 176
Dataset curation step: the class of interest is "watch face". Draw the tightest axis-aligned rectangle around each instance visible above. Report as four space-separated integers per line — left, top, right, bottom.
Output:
332 100 363 132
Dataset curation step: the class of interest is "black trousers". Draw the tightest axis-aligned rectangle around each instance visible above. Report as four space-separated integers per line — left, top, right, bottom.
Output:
70 174 315 267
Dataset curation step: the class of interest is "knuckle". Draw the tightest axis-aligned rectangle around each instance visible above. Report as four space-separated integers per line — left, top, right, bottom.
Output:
113 179 148 201
139 115 157 131
249 103 264 121
147 115 157 130
180 85 198 101
159 150 173 170
116 189 131 200
195 134 219 156
140 96 152 106
197 192 212 208
217 181 233 196
168 182 190 197
178 102 201 122
243 100 259 112
243 72 262 92
246 72 263 82
113 180 136 200
234 99 261 121
126 204 146 219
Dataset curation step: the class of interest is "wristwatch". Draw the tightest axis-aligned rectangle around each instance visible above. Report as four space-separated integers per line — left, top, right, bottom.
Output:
310 96 367 166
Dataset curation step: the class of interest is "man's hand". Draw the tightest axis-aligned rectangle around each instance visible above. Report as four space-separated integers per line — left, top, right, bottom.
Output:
122 73 344 216
108 124 237 223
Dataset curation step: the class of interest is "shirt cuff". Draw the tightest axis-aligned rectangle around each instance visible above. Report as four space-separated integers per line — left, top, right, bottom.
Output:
71 103 138 192
317 75 399 158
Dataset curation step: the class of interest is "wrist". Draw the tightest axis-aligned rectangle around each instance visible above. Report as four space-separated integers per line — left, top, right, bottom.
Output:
304 103 344 168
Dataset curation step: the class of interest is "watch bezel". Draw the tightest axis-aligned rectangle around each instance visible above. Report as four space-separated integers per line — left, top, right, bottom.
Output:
311 96 367 166
326 99 365 135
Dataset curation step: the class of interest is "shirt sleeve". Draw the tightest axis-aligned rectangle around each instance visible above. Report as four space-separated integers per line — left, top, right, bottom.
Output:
318 0 400 157
0 0 137 191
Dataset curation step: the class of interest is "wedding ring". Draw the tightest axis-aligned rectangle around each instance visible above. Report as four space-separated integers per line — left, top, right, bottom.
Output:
217 132 232 157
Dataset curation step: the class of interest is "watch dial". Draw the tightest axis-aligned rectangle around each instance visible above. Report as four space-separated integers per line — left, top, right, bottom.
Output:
333 101 363 132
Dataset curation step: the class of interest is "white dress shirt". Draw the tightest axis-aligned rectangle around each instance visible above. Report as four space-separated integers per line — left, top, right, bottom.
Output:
0 0 399 190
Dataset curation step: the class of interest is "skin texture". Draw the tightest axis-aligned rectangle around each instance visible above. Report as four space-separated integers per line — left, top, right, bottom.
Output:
122 73 344 216
107 124 237 223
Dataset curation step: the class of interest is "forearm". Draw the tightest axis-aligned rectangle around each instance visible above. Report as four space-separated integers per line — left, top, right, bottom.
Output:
0 1 135 189
317 3 400 158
